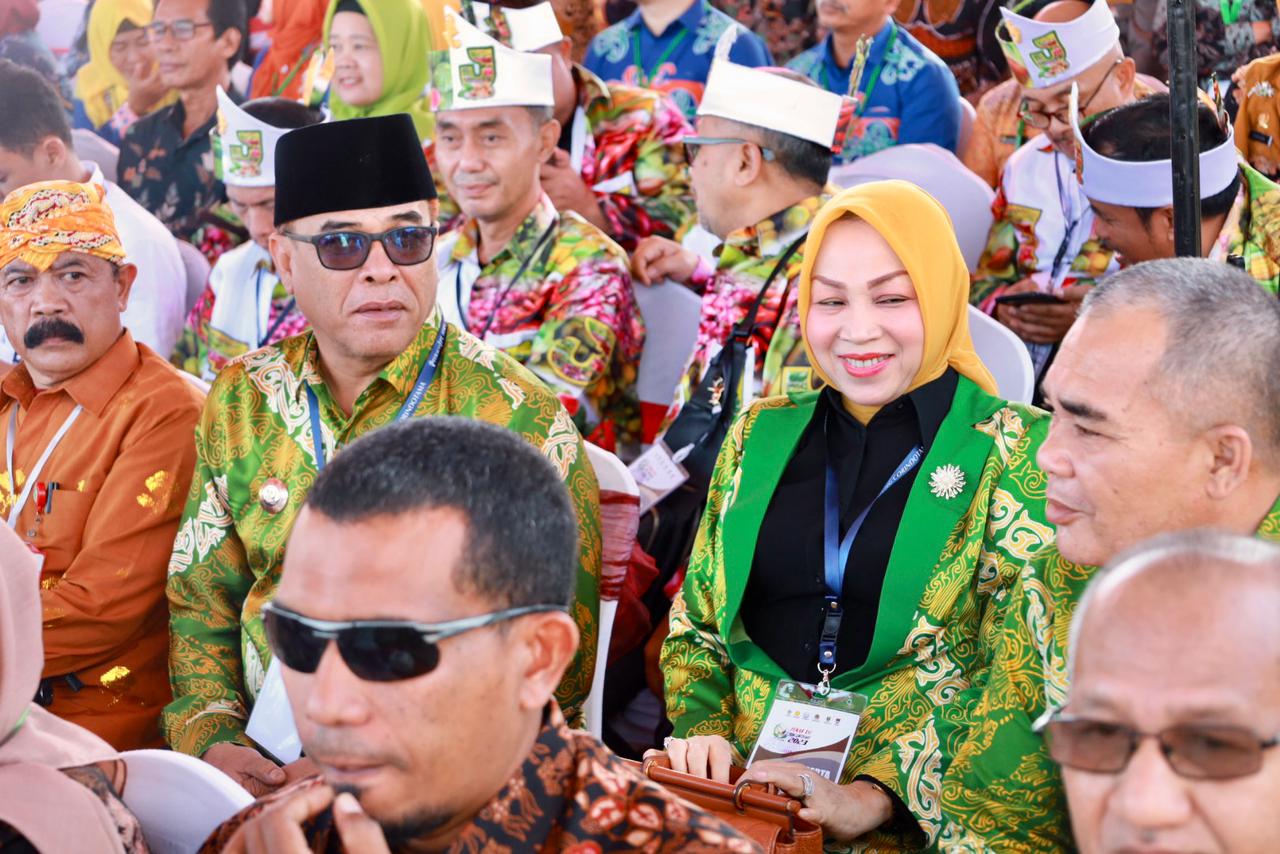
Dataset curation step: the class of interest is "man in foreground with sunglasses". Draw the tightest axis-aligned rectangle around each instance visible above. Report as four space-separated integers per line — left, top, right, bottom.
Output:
940 258 1280 850
970 0 1140 378
165 113 603 798
201 417 756 853
1044 530 1280 853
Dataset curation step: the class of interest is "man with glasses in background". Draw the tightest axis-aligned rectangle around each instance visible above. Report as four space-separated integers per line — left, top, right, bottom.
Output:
117 0 246 252
969 0 1140 384
165 114 603 796
1044 530 1280 854
199 418 756 852
939 258 1280 850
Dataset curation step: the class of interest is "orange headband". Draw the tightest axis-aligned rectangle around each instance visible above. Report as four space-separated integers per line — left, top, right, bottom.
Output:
0 181 126 273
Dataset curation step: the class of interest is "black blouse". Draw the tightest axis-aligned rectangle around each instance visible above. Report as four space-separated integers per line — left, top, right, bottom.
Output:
741 370 959 683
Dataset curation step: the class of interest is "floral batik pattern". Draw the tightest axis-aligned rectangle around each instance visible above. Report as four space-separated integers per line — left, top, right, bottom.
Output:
164 314 603 757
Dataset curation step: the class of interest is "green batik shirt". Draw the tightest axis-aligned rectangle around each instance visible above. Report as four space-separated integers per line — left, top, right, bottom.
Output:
937 496 1280 852
438 195 645 447
662 377 1056 851
165 312 603 757
1210 165 1280 294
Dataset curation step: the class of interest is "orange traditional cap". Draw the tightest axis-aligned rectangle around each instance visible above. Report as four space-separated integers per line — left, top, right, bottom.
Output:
0 181 126 273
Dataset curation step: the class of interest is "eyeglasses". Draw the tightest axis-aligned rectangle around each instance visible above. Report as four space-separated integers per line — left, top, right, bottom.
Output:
262 601 566 682
1038 713 1280 780
147 19 215 41
682 135 777 165
1019 59 1122 129
281 225 438 271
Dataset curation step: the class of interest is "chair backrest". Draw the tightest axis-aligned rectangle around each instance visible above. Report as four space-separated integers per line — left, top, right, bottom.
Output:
71 129 120 184
631 280 703 444
828 143 995 271
967 305 1035 404
583 442 640 739
176 240 211 316
120 749 253 854
957 96 977 159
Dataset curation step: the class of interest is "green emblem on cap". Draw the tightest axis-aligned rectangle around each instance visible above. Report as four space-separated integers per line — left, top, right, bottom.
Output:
227 130 265 179
1029 31 1069 78
459 46 497 100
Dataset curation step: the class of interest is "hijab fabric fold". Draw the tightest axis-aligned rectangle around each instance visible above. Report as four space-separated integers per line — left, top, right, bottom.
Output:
323 0 434 140
74 0 153 129
0 524 124 852
250 0 328 100
797 180 998 423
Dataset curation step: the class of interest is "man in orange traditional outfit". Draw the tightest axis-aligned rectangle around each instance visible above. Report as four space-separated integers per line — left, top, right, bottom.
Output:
0 180 204 749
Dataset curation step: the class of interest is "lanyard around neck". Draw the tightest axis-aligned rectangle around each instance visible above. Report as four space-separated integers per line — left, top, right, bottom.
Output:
475 220 558 341
817 409 923 682
304 324 447 472
6 403 84 529
631 24 688 87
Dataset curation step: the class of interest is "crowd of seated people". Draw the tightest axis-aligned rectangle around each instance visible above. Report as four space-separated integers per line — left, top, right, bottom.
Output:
2 0 1279 851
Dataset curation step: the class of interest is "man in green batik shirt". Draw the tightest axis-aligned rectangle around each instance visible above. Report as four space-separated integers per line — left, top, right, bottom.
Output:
944 260 1280 851
164 114 602 796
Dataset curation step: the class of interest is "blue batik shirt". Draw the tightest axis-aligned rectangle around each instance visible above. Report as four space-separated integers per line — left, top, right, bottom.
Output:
584 0 773 121
787 21 961 164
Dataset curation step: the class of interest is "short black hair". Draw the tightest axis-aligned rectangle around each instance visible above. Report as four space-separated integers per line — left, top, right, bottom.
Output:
0 59 71 155
303 417 578 608
242 97 322 129
1084 94 1240 225
205 0 248 68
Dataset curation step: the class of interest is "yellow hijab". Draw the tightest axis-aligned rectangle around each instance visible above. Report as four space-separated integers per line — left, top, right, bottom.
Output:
798 180 998 423
74 0 154 129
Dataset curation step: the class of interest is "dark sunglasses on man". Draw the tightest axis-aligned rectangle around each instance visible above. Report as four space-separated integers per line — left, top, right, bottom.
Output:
281 225 438 271
1037 710 1280 780
261 601 566 682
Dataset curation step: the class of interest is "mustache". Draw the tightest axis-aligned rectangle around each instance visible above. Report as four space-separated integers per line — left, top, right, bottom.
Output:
24 318 84 349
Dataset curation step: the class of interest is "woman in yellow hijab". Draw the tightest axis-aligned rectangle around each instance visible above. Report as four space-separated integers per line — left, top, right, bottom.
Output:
72 0 172 145
657 181 1055 851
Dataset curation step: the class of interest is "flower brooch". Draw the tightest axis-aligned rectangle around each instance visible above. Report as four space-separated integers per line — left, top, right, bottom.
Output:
929 464 966 500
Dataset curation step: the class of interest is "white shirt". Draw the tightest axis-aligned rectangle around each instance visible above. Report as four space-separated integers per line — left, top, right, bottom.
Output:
0 165 188 363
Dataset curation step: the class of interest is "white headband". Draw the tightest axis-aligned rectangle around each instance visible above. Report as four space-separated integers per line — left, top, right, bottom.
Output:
1070 84 1240 207
470 1 562 51
433 6 554 112
213 86 291 187
998 0 1120 89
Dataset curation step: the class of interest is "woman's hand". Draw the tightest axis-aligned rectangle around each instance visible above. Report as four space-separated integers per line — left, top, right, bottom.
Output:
737 760 895 841
642 735 735 782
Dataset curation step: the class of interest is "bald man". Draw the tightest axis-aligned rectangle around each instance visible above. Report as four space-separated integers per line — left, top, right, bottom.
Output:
1046 531 1280 854
940 258 1280 851
963 2 1166 187
970 0 1142 384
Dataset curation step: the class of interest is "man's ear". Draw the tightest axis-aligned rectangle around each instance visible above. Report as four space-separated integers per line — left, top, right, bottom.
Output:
114 263 138 312
1203 423 1254 500
538 116 561 162
216 24 243 65
39 136 69 171
269 231 297 296
514 612 579 713
1115 56 1137 97
734 142 766 187
1154 206 1176 250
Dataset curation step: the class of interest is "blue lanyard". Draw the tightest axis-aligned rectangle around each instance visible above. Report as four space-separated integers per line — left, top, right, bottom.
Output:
818 411 923 679
305 325 447 471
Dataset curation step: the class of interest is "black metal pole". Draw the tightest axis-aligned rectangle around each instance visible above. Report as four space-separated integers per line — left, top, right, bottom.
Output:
1167 0 1202 256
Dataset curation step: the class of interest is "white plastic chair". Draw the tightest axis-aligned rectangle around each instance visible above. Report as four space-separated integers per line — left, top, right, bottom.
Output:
120 749 254 854
828 143 995 272
631 279 702 444
176 240 211 316
957 96 977 159
583 442 640 739
72 129 120 184
967 305 1035 404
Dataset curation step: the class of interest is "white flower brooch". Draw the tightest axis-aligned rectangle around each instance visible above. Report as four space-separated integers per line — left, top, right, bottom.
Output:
929 464 966 500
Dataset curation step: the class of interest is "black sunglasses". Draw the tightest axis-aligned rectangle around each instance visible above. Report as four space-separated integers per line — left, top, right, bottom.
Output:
282 225 438 271
1038 713 1280 780
261 601 565 682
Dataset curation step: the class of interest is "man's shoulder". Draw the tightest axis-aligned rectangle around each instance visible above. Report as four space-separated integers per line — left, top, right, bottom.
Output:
104 181 183 259
121 103 177 143
554 211 630 262
205 334 306 406
128 344 207 420
443 324 570 409
1000 136 1057 188
784 41 825 78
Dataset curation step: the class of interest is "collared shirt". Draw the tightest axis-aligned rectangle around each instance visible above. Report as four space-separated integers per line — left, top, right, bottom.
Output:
1210 164 1280 294
117 91 241 254
0 332 203 750
569 66 696 249
716 0 817 64
435 195 645 445
787 23 961 164
584 0 773 120
163 314 603 757
199 704 761 853
0 166 187 365
172 241 309 382
676 189 833 416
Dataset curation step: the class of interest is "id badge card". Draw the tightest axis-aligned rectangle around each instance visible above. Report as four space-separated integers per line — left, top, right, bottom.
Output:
246 658 303 764
630 440 690 514
747 680 868 783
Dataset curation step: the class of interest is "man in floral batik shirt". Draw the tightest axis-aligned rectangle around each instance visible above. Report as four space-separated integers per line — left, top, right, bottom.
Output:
164 114 602 795
173 93 319 382
433 9 644 447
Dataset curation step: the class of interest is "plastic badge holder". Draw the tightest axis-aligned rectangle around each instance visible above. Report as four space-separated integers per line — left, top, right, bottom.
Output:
747 680 869 782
